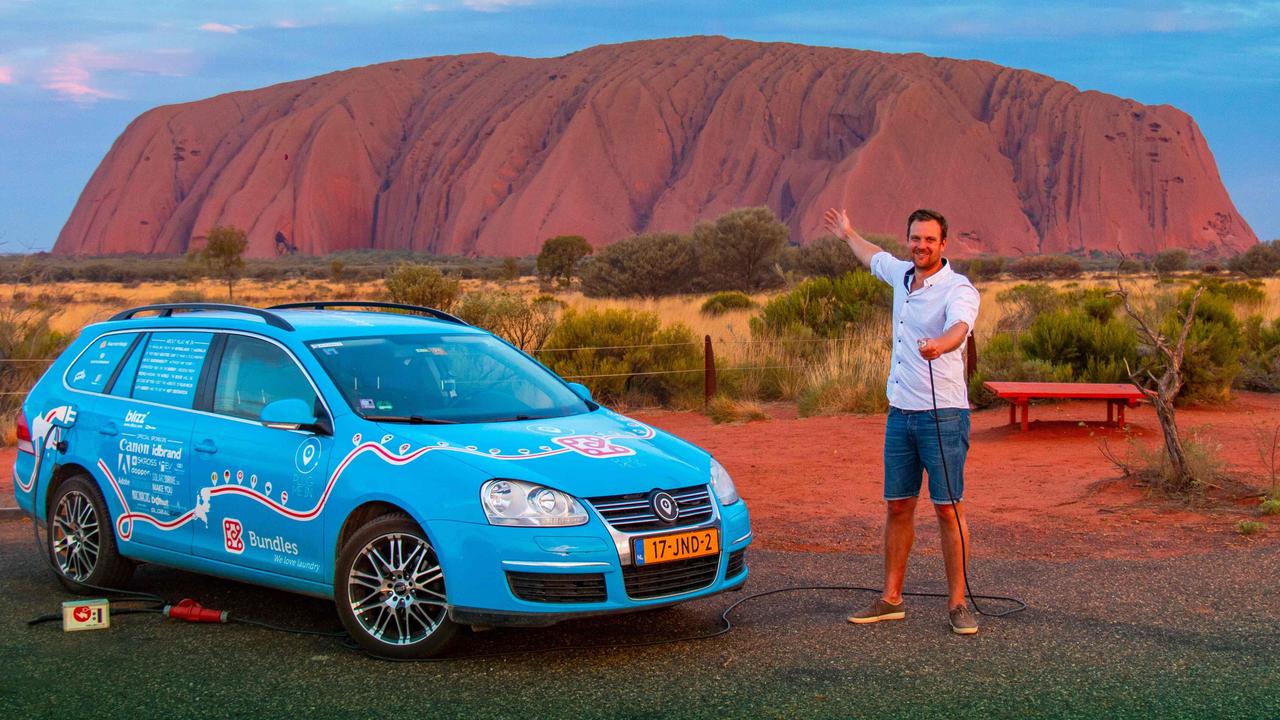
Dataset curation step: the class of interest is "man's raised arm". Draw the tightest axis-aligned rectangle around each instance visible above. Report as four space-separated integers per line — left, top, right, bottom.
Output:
823 208 884 269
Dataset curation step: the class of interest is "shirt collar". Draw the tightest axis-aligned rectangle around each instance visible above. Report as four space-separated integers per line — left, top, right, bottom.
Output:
903 258 952 291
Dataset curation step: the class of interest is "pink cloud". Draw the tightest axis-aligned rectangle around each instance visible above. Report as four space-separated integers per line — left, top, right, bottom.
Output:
42 44 196 104
200 22 249 34
0 66 13 85
274 19 300 28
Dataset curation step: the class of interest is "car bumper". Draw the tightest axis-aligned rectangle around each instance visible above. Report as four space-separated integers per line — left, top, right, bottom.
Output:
426 500 752 627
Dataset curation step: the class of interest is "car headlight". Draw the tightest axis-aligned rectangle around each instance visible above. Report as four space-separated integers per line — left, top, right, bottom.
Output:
480 479 588 527
709 458 739 506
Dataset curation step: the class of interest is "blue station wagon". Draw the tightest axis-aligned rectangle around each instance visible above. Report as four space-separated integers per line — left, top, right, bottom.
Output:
13 302 751 657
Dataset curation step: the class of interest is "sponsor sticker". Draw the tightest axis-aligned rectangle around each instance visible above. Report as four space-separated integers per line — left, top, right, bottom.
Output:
223 518 244 554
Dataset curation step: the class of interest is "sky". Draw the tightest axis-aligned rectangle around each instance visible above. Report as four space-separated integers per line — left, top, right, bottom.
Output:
0 0 1276 252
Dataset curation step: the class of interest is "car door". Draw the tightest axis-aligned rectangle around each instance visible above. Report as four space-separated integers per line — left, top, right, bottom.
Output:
188 333 333 582
94 331 213 553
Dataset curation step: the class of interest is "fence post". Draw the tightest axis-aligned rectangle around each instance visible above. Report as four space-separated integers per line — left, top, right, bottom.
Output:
704 335 716 405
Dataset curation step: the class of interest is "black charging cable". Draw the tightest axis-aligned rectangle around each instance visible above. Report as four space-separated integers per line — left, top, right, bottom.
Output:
926 356 1025 618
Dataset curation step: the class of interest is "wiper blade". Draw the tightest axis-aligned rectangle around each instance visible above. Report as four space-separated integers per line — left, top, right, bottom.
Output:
363 414 458 425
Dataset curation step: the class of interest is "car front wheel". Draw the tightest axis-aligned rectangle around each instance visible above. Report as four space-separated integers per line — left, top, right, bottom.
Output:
334 512 458 658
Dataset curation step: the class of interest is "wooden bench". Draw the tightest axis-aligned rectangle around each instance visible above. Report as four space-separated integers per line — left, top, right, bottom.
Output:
982 381 1147 432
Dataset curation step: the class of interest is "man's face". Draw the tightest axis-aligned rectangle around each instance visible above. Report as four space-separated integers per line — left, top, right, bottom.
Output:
908 219 946 271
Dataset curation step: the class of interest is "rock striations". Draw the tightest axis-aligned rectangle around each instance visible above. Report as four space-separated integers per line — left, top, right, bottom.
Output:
53 36 1256 258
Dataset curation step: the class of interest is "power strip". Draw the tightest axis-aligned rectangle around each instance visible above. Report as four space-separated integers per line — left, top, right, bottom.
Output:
62 599 110 632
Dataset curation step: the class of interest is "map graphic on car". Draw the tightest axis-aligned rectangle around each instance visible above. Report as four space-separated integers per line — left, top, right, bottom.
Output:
12 302 751 658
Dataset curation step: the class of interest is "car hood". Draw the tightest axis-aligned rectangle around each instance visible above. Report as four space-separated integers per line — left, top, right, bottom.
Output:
372 408 709 498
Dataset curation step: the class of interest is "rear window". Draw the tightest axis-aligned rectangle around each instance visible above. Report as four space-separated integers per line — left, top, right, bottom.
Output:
66 333 138 393
130 332 213 409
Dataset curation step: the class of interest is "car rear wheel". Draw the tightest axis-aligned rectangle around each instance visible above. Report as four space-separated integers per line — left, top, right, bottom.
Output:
334 512 458 658
47 474 135 593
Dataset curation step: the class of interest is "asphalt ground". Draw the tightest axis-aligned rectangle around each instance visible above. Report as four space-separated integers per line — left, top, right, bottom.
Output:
1 514 1277 720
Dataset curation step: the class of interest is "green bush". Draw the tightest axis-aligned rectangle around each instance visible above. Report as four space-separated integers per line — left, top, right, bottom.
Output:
957 255 1006 281
1019 310 1137 383
791 235 858 278
1008 254 1083 280
994 283 1070 335
1228 240 1280 278
1158 289 1243 403
579 233 697 297
1079 287 1122 323
536 235 593 286
456 291 558 352
538 308 702 406
0 309 69 436
693 207 788 291
383 263 461 312
1153 249 1190 273
967 333 1071 408
1240 316 1280 392
700 291 756 316
750 270 891 339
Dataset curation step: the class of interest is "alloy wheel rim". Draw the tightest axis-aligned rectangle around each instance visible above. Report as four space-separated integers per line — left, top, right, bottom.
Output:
347 531 448 646
52 490 99 581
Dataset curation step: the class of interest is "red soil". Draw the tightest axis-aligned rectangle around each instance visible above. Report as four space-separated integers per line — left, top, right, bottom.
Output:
5 393 1276 561
633 393 1280 561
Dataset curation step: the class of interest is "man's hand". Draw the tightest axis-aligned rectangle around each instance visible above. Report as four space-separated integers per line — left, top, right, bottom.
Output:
917 337 944 361
823 208 854 240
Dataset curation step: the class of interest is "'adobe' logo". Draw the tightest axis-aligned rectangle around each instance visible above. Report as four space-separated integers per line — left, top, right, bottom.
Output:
223 518 244 554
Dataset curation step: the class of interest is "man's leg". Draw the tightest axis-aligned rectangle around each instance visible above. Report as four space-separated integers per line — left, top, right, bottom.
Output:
883 497 918 604
933 501 970 609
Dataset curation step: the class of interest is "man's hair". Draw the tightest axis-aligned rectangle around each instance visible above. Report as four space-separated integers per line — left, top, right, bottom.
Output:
907 208 948 240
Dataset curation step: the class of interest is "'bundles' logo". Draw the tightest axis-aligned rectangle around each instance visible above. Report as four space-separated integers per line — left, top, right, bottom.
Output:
552 435 635 458
223 518 244 554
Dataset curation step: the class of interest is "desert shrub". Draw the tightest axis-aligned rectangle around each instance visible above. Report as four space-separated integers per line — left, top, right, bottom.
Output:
1020 310 1137 383
694 207 788 291
956 255 1006 281
456 291 558 352
1236 520 1265 535
536 235 593 286
750 270 890 339
1008 254 1083 279
1157 289 1243 403
701 291 756 316
865 232 908 260
538 308 701 406
579 233 697 297
383 263 461 312
705 396 770 424
1239 316 1280 392
1228 240 1280 278
0 310 69 440
791 235 858 277
1080 287 1122 323
164 289 209 304
1260 498 1280 516
994 283 1070 335
1153 249 1190 273
967 333 1072 408
796 327 892 416
1193 277 1266 309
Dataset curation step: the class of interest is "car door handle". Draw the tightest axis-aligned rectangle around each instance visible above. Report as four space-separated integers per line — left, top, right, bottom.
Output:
195 439 218 454
98 422 118 437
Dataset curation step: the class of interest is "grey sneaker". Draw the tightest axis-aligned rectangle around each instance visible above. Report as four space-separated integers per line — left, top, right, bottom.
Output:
847 598 906 624
949 605 978 635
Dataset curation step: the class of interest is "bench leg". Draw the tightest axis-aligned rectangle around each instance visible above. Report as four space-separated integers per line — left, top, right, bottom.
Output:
1107 400 1114 424
1021 401 1029 432
1118 403 1126 427
1009 401 1017 426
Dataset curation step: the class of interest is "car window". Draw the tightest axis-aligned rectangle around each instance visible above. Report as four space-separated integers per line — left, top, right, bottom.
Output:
66 332 138 393
212 335 318 421
131 332 213 409
308 333 589 423
107 333 146 397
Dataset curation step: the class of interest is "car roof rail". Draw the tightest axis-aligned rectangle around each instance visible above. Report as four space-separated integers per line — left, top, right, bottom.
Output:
267 301 469 326
109 303 295 331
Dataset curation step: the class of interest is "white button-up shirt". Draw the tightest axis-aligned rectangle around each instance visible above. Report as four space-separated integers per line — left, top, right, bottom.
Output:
871 252 980 411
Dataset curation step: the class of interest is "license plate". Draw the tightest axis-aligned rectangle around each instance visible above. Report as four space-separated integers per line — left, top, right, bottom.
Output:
633 528 719 566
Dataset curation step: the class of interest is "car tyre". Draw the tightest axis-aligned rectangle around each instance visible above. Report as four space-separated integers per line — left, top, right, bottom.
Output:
334 512 459 659
47 474 135 593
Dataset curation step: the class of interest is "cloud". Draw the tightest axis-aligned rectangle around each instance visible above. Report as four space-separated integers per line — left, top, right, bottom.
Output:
273 19 300 28
0 66 12 85
41 44 196 104
199 22 250 34
463 0 533 12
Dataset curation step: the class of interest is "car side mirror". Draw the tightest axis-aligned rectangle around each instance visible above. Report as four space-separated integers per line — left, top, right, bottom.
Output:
566 382 593 402
260 398 327 434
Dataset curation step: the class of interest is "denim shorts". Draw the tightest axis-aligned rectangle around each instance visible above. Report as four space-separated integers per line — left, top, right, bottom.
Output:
883 406 970 504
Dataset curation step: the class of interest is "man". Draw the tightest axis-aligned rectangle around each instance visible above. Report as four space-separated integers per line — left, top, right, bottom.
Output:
823 207 981 635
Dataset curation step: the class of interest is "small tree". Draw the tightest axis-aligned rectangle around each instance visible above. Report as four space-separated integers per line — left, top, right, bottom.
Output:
694 207 788 291
1114 278 1205 492
384 263 461 311
537 235 593 287
500 257 520 281
195 225 248 300
1228 240 1280 278
1152 248 1190 274
579 233 698 297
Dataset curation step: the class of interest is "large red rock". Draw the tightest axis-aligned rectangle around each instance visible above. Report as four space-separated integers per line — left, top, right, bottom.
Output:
53 37 1257 258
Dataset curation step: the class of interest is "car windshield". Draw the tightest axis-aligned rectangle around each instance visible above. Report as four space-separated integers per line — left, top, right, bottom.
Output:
307 333 590 424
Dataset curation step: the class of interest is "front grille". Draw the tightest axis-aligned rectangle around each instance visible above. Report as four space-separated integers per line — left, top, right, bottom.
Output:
623 554 720 599
586 485 713 532
506 571 607 604
726 549 746 578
